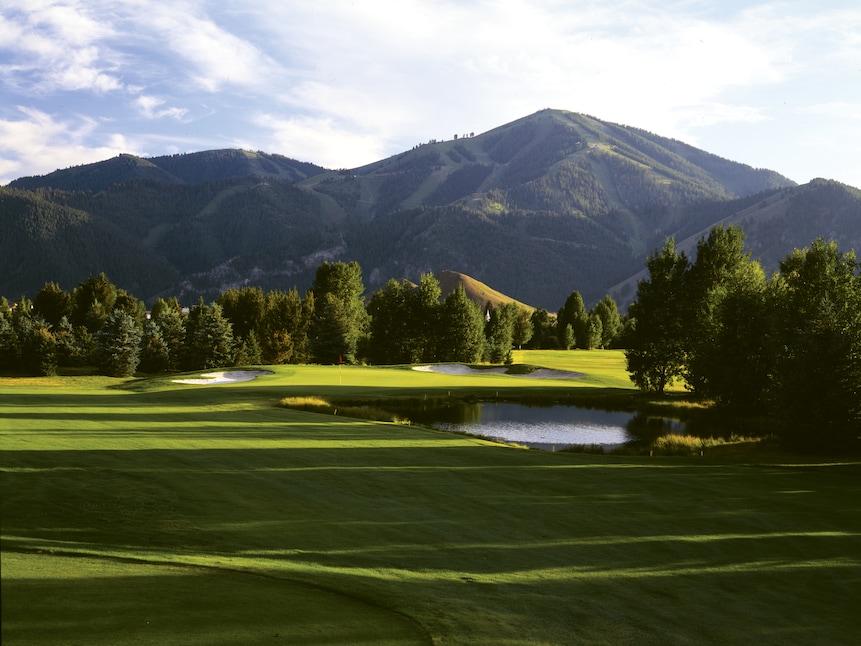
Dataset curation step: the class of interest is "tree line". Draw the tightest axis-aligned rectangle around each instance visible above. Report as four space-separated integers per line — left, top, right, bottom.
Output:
624 225 860 448
0 262 624 379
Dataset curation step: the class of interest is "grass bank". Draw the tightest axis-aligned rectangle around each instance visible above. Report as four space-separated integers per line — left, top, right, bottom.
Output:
2 352 860 644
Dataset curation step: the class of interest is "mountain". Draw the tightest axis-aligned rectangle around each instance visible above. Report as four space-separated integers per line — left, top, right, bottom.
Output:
607 178 861 305
434 270 535 312
8 149 326 193
3 108 856 310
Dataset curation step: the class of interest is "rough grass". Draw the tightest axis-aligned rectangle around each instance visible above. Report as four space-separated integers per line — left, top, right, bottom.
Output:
650 433 764 456
2 353 860 645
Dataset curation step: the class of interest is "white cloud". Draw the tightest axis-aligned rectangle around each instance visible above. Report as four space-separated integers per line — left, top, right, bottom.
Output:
0 1 124 94
253 113 388 169
133 95 188 120
1 0 859 186
0 107 138 184
801 103 861 120
130 3 282 93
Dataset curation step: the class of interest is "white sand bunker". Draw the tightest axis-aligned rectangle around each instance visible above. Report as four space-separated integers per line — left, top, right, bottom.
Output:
413 364 583 379
172 370 274 385
413 364 507 376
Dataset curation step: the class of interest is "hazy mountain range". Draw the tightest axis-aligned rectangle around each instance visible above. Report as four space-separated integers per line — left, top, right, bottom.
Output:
3 109 859 310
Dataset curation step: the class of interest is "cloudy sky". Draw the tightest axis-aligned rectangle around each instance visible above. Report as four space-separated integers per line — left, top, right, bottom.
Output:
2 0 860 188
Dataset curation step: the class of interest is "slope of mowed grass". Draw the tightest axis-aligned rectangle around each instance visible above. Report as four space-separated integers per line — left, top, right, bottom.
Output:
1 552 427 646
2 362 860 644
512 349 636 389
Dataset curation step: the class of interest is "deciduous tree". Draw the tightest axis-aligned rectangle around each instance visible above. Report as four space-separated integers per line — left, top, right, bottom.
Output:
625 238 689 393
309 262 369 364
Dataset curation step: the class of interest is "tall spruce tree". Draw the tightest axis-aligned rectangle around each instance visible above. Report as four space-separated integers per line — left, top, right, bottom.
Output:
96 310 141 377
182 300 235 370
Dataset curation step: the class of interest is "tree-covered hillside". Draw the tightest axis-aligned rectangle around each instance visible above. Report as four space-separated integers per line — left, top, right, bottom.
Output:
9 149 326 192
4 108 857 311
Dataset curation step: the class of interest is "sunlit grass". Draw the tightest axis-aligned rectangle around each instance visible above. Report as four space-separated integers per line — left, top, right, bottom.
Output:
2 357 860 644
651 433 764 456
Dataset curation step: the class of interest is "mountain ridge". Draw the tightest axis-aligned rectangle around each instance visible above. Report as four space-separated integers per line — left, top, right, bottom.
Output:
2 109 857 310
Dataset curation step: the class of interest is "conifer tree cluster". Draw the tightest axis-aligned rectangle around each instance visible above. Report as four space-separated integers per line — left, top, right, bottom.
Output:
4 261 625 377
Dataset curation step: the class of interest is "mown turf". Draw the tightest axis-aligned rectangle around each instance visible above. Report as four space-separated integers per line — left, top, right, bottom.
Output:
2 354 860 645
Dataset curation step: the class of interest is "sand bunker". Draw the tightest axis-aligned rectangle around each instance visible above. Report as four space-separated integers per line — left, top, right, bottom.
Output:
413 364 583 379
172 370 274 385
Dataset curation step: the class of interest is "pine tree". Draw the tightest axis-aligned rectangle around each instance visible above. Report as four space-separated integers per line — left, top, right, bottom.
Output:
181 300 234 370
96 310 141 377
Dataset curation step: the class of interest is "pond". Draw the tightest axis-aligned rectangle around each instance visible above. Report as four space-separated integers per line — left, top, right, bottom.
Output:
397 401 686 451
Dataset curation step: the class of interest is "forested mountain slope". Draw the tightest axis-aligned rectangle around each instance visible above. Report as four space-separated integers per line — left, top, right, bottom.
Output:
9 149 326 192
4 109 856 310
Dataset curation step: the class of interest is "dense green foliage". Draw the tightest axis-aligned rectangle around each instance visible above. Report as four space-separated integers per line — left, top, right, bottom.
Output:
8 264 610 376
626 226 861 448
96 311 142 377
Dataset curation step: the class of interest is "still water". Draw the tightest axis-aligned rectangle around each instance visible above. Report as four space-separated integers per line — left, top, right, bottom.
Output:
405 401 685 451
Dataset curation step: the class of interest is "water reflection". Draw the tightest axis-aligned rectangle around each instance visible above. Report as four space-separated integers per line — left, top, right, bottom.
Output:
397 401 685 451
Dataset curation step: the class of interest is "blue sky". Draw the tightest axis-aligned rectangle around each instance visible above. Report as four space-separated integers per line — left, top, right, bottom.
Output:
2 0 859 188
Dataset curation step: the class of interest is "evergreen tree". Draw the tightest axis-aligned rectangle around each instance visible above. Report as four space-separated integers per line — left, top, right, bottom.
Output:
9 303 59 376
181 300 235 370
138 319 171 373
233 330 263 365
150 296 181 320
218 286 265 344
0 298 15 371
71 273 118 332
96 310 141 377
53 315 93 367
113 290 146 328
33 282 71 327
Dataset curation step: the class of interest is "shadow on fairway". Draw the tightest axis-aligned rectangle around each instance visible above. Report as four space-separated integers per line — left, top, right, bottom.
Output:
1 552 429 646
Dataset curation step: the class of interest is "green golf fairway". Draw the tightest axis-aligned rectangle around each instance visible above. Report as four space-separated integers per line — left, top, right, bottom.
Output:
2 353 860 644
